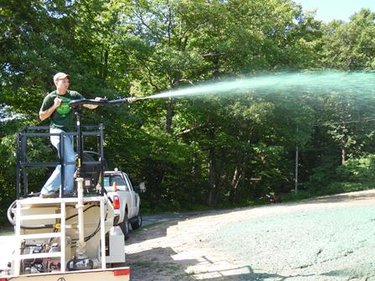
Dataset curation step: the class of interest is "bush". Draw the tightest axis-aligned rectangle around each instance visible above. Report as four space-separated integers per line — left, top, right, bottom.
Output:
336 155 375 183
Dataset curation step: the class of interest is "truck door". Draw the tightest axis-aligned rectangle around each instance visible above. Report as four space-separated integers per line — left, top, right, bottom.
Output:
123 173 137 217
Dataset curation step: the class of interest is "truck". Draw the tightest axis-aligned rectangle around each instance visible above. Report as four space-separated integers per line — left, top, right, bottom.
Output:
104 169 142 240
0 98 138 281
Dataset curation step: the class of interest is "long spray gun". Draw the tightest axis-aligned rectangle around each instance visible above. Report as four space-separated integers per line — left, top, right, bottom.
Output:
69 97 140 107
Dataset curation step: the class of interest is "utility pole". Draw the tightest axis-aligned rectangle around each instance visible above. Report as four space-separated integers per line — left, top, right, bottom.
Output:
295 145 299 193
295 126 299 193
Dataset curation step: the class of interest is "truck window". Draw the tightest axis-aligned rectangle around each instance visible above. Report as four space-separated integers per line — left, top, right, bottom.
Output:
104 175 126 190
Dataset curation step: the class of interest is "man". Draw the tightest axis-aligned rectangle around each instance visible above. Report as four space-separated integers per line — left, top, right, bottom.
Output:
39 72 100 198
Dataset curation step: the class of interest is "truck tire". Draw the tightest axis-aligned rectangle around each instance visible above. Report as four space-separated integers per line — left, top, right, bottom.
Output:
130 212 142 230
120 212 130 240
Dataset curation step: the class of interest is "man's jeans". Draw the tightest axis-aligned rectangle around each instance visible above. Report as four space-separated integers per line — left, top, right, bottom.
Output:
41 128 75 195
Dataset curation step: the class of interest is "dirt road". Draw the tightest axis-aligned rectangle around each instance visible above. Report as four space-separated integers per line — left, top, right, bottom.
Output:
126 190 375 281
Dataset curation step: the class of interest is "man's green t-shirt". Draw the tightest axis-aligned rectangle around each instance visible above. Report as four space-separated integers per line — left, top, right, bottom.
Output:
40 90 84 131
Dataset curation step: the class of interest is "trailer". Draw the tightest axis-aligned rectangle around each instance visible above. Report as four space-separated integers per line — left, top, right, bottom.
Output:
1 196 130 281
0 98 135 280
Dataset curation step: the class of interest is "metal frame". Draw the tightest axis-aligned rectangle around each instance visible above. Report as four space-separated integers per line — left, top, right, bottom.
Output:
12 196 110 277
16 125 105 199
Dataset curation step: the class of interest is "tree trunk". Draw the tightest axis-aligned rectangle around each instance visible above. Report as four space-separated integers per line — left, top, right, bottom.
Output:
230 165 244 203
208 145 216 206
101 49 109 80
149 167 165 209
164 97 174 134
341 123 347 165
207 116 217 206
341 147 346 165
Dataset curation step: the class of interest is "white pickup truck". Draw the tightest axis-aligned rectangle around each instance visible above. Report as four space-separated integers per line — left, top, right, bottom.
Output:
103 169 142 240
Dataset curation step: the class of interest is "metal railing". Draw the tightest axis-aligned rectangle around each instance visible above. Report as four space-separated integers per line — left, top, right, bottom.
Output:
16 125 106 198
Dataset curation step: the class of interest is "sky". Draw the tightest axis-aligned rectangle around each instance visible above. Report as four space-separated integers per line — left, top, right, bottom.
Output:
294 0 375 22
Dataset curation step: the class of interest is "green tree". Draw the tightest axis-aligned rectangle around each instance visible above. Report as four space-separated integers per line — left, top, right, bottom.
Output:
320 9 375 70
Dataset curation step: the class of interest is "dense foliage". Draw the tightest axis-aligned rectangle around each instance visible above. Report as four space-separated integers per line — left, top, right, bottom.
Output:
2 0 375 223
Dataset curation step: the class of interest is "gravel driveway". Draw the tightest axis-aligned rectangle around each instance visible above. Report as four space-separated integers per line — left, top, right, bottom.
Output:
127 190 375 281
2 190 375 281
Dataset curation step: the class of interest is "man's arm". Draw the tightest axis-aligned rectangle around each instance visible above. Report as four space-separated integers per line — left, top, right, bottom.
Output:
39 97 61 121
83 97 100 109
83 103 98 110
82 97 108 109
71 96 137 110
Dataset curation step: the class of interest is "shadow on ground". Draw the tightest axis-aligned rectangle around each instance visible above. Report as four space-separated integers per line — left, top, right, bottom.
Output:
127 245 335 281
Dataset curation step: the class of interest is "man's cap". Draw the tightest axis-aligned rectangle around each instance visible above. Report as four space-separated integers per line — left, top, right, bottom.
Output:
53 72 70 82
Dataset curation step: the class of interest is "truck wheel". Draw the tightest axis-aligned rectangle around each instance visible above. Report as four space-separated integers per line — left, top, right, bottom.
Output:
130 212 142 230
120 213 130 240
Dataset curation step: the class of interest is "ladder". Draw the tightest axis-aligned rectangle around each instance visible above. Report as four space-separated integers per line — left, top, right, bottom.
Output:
11 196 108 277
13 198 67 276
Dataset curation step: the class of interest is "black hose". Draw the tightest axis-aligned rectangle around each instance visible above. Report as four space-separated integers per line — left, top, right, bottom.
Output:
7 200 16 226
7 200 52 229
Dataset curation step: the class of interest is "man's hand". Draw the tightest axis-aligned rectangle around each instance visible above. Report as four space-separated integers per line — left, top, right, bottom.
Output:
39 97 61 121
54 97 62 107
127 97 138 103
